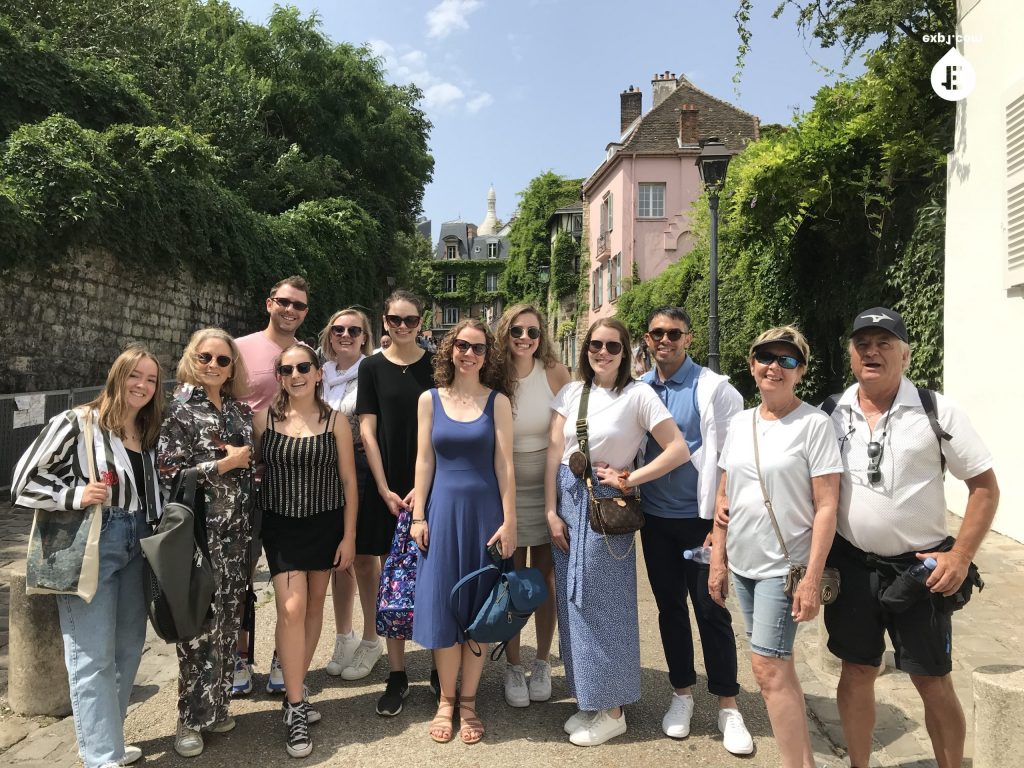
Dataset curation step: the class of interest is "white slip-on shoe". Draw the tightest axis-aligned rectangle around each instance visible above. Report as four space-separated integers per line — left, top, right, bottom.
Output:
504 664 530 707
325 632 360 676
340 640 384 681
569 709 627 746
563 709 595 735
120 745 142 765
718 707 754 755
662 692 695 738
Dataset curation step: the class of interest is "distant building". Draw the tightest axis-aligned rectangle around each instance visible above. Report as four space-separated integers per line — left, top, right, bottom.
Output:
428 187 510 334
582 72 760 327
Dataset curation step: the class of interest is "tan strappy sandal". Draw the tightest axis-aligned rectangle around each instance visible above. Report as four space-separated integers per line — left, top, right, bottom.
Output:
430 695 456 743
459 696 484 744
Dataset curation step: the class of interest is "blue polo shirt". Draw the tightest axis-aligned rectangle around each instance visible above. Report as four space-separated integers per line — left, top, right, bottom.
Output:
642 356 703 518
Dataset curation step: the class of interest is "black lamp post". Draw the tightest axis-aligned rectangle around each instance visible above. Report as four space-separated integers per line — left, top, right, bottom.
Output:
696 139 731 374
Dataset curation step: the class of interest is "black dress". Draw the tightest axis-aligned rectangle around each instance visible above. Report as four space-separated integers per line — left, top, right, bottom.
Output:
260 411 345 575
355 352 434 555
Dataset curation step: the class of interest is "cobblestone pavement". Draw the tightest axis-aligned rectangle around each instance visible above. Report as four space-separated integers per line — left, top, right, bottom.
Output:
1 501 1020 767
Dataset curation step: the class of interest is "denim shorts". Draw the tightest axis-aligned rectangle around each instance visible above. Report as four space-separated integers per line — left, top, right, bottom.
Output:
732 573 799 658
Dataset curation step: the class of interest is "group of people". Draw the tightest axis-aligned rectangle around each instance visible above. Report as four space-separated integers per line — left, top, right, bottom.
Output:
11 273 998 768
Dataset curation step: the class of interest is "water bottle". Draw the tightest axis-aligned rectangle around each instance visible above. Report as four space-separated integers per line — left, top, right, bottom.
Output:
682 546 712 565
879 557 937 612
908 557 938 583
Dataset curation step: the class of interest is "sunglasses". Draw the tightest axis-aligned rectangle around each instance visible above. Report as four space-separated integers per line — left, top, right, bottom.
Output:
866 441 883 485
753 350 802 369
269 296 309 312
510 325 541 340
453 339 487 356
385 314 421 329
588 339 623 355
196 352 232 368
277 362 315 376
647 327 690 342
330 325 364 338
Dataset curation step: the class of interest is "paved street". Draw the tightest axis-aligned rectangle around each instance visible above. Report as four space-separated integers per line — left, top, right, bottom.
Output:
1 502 1020 767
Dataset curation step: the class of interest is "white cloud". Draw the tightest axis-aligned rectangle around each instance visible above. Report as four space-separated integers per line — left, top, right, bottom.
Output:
426 0 483 40
423 82 465 110
466 92 494 113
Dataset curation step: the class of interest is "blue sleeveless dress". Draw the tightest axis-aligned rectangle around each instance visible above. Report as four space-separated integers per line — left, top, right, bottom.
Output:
412 388 505 649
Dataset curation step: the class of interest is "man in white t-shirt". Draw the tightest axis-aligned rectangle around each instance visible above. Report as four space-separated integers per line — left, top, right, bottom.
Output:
823 307 999 768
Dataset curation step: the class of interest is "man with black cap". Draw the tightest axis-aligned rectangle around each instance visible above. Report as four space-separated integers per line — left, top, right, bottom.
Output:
822 306 1000 768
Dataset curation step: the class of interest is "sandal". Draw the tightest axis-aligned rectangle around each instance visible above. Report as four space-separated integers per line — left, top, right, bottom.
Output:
430 696 456 743
459 696 484 744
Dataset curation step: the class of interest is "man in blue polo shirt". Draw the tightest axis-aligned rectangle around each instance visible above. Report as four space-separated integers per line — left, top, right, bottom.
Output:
640 306 752 756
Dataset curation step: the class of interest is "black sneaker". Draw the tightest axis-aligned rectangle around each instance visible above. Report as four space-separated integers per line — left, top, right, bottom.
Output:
375 671 410 717
283 701 312 758
429 668 440 704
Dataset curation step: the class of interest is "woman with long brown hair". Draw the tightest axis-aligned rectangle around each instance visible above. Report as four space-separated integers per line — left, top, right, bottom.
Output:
410 318 516 744
493 303 570 707
13 344 164 768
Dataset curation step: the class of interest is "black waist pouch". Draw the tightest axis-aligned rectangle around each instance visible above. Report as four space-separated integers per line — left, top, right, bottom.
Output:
873 536 984 615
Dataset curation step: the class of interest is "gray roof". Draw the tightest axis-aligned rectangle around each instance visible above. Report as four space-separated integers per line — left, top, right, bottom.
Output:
433 221 510 260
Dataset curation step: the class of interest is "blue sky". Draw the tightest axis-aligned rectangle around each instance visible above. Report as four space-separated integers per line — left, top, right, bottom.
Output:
231 0 863 234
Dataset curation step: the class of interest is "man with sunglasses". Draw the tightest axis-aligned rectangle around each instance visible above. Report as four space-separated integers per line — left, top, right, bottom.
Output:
232 276 310 697
822 307 999 768
638 306 752 756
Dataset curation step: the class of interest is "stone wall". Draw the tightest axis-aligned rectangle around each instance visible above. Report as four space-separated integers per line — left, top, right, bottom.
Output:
0 249 256 393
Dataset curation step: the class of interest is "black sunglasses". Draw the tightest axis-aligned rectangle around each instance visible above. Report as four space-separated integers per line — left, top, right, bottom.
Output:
330 325 364 338
453 339 487 356
647 327 690 342
588 339 623 355
753 350 802 369
269 296 309 312
510 325 541 340
278 362 315 376
385 314 421 329
196 352 232 368
866 441 883 484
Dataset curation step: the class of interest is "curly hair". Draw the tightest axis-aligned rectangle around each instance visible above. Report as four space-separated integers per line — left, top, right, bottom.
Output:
433 319 514 399
269 343 332 423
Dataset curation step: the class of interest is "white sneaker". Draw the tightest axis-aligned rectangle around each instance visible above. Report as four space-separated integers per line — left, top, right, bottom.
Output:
563 709 596 734
662 692 694 738
120 745 142 766
230 655 253 696
325 632 360 676
340 640 383 681
504 664 530 707
528 659 552 702
718 707 754 755
569 708 627 746
174 723 204 758
266 652 286 694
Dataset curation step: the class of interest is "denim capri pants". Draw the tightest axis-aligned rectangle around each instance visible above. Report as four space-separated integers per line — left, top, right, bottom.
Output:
731 573 799 658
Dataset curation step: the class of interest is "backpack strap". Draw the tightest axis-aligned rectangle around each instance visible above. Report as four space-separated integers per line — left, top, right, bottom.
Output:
820 394 841 416
448 563 500 657
917 387 951 472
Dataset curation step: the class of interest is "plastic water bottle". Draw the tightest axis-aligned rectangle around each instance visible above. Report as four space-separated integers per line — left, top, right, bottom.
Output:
682 546 712 565
908 557 938 583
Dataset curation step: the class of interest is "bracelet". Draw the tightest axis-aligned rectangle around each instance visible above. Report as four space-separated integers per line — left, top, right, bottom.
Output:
410 519 426 526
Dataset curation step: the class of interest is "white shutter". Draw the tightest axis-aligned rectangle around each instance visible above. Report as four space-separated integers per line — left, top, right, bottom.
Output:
1007 83 1024 287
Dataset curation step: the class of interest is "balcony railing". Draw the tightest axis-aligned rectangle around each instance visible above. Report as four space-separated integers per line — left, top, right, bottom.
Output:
597 232 610 258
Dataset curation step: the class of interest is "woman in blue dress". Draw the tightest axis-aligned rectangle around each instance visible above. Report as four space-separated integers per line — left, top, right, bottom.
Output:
410 318 516 745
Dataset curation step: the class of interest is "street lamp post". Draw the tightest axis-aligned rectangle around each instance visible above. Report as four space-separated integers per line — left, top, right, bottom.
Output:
696 139 731 374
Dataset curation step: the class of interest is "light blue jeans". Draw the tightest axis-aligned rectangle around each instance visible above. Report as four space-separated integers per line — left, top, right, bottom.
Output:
731 573 799 658
57 507 149 768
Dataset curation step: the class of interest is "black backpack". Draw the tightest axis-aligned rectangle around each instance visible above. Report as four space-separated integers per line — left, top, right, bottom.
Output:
821 386 952 471
140 469 215 642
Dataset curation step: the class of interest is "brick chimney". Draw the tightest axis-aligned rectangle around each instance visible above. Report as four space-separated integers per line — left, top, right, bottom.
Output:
679 104 699 147
651 70 678 109
620 86 642 133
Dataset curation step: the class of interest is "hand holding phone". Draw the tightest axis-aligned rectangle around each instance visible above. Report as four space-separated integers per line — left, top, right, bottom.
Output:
486 541 503 565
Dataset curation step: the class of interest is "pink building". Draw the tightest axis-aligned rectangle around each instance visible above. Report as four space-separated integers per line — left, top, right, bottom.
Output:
583 72 760 326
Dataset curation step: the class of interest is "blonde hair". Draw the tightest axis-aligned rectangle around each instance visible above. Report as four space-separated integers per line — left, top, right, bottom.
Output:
177 328 251 400
319 308 374 362
748 325 811 367
85 344 165 449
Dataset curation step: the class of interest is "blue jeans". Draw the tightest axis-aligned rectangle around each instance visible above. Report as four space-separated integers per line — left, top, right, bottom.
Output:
732 573 799 658
57 508 149 768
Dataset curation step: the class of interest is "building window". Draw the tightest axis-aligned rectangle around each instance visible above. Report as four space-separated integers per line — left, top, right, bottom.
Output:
446 244 457 259
615 253 623 298
600 193 614 234
443 305 459 325
486 272 498 291
444 274 457 292
488 242 499 258
638 182 666 218
592 266 604 308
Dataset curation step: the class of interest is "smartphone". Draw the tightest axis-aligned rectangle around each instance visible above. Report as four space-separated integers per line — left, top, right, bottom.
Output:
486 541 503 565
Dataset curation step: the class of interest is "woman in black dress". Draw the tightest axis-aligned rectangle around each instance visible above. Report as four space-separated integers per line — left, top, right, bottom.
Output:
253 343 357 758
356 289 435 716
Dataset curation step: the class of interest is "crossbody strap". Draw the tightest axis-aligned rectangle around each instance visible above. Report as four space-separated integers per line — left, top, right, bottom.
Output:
751 410 793 566
574 383 593 473
82 409 98 485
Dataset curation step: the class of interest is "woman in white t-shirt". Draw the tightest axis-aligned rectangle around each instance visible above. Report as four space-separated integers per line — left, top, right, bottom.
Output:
545 318 689 747
318 308 383 680
709 326 841 768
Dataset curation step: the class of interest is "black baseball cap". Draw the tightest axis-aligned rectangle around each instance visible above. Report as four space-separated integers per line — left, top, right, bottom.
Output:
850 307 908 343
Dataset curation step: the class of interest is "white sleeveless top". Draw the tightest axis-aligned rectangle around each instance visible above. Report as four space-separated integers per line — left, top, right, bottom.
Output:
513 360 555 453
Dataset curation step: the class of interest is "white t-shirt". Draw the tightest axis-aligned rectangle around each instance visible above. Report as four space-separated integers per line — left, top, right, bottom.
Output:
719 402 843 579
552 380 673 469
828 378 993 556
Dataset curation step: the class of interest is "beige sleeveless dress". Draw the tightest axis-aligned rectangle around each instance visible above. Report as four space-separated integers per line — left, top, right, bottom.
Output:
513 360 556 546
